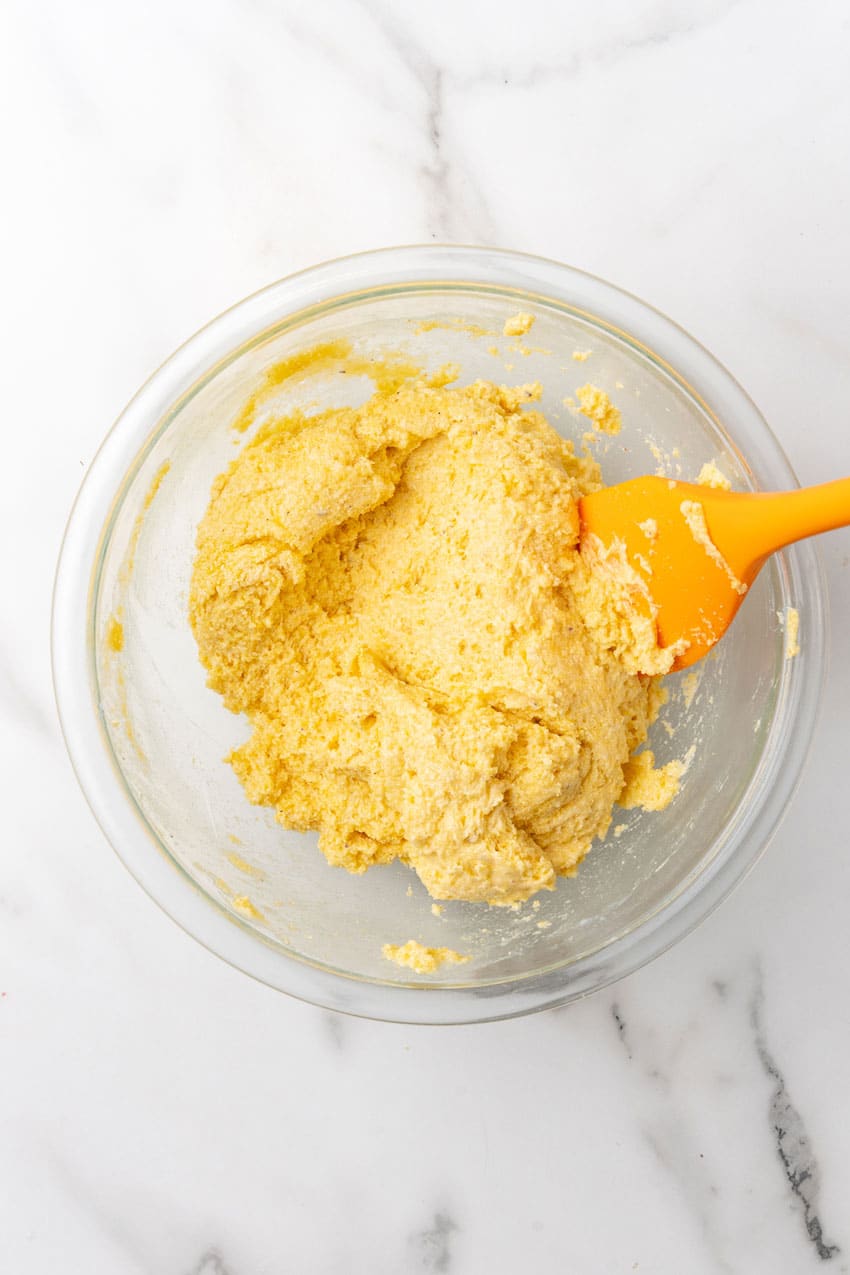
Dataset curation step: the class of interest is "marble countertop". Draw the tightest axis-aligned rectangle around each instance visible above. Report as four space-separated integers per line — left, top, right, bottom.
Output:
2 1 849 1270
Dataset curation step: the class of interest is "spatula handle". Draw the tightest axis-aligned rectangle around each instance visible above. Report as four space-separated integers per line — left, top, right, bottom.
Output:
758 477 850 556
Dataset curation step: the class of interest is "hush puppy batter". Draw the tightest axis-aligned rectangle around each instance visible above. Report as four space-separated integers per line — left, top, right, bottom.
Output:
190 379 676 906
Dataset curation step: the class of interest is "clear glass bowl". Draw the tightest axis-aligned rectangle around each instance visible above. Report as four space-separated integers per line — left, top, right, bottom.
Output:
52 246 826 1024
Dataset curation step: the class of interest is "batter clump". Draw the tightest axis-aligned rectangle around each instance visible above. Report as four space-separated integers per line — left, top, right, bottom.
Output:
190 378 676 906
382 940 470 973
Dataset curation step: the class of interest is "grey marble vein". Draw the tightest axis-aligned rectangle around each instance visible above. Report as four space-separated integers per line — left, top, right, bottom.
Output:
605 966 846 1268
323 1009 347 1050
17 8 101 135
351 1 499 242
191 1250 235 1275
457 0 744 91
751 966 841 1262
41 1144 151 1271
210 0 501 242
0 640 57 741
422 67 452 240
408 1209 458 1273
610 985 743 1271
611 1000 633 1059
244 0 411 122
643 1126 735 1275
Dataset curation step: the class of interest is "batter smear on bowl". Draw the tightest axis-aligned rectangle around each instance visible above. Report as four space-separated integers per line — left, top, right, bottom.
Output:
190 376 682 906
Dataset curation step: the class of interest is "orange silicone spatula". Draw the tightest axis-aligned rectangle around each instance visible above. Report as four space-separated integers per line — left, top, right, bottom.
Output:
579 475 850 669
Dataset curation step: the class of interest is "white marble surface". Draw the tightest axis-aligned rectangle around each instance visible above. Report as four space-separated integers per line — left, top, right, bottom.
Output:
2 0 849 1270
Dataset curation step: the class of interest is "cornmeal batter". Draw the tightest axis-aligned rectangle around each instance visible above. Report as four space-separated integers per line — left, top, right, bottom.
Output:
382 940 470 973
576 384 622 435
191 378 678 906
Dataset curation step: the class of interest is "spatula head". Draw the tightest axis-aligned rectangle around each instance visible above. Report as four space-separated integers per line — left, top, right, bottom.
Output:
579 476 754 670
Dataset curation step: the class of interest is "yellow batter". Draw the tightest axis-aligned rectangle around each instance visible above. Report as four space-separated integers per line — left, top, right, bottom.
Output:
576 384 622 435
382 940 470 973
503 312 535 336
783 606 800 659
697 460 732 490
191 378 676 906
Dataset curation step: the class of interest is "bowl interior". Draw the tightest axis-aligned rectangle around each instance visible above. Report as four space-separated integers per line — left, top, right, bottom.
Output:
93 283 789 988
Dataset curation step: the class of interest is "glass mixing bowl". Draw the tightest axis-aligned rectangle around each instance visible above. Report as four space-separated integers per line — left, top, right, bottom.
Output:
52 246 826 1024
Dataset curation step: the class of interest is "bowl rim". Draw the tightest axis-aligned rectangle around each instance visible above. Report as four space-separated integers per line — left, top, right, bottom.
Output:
51 243 828 1024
